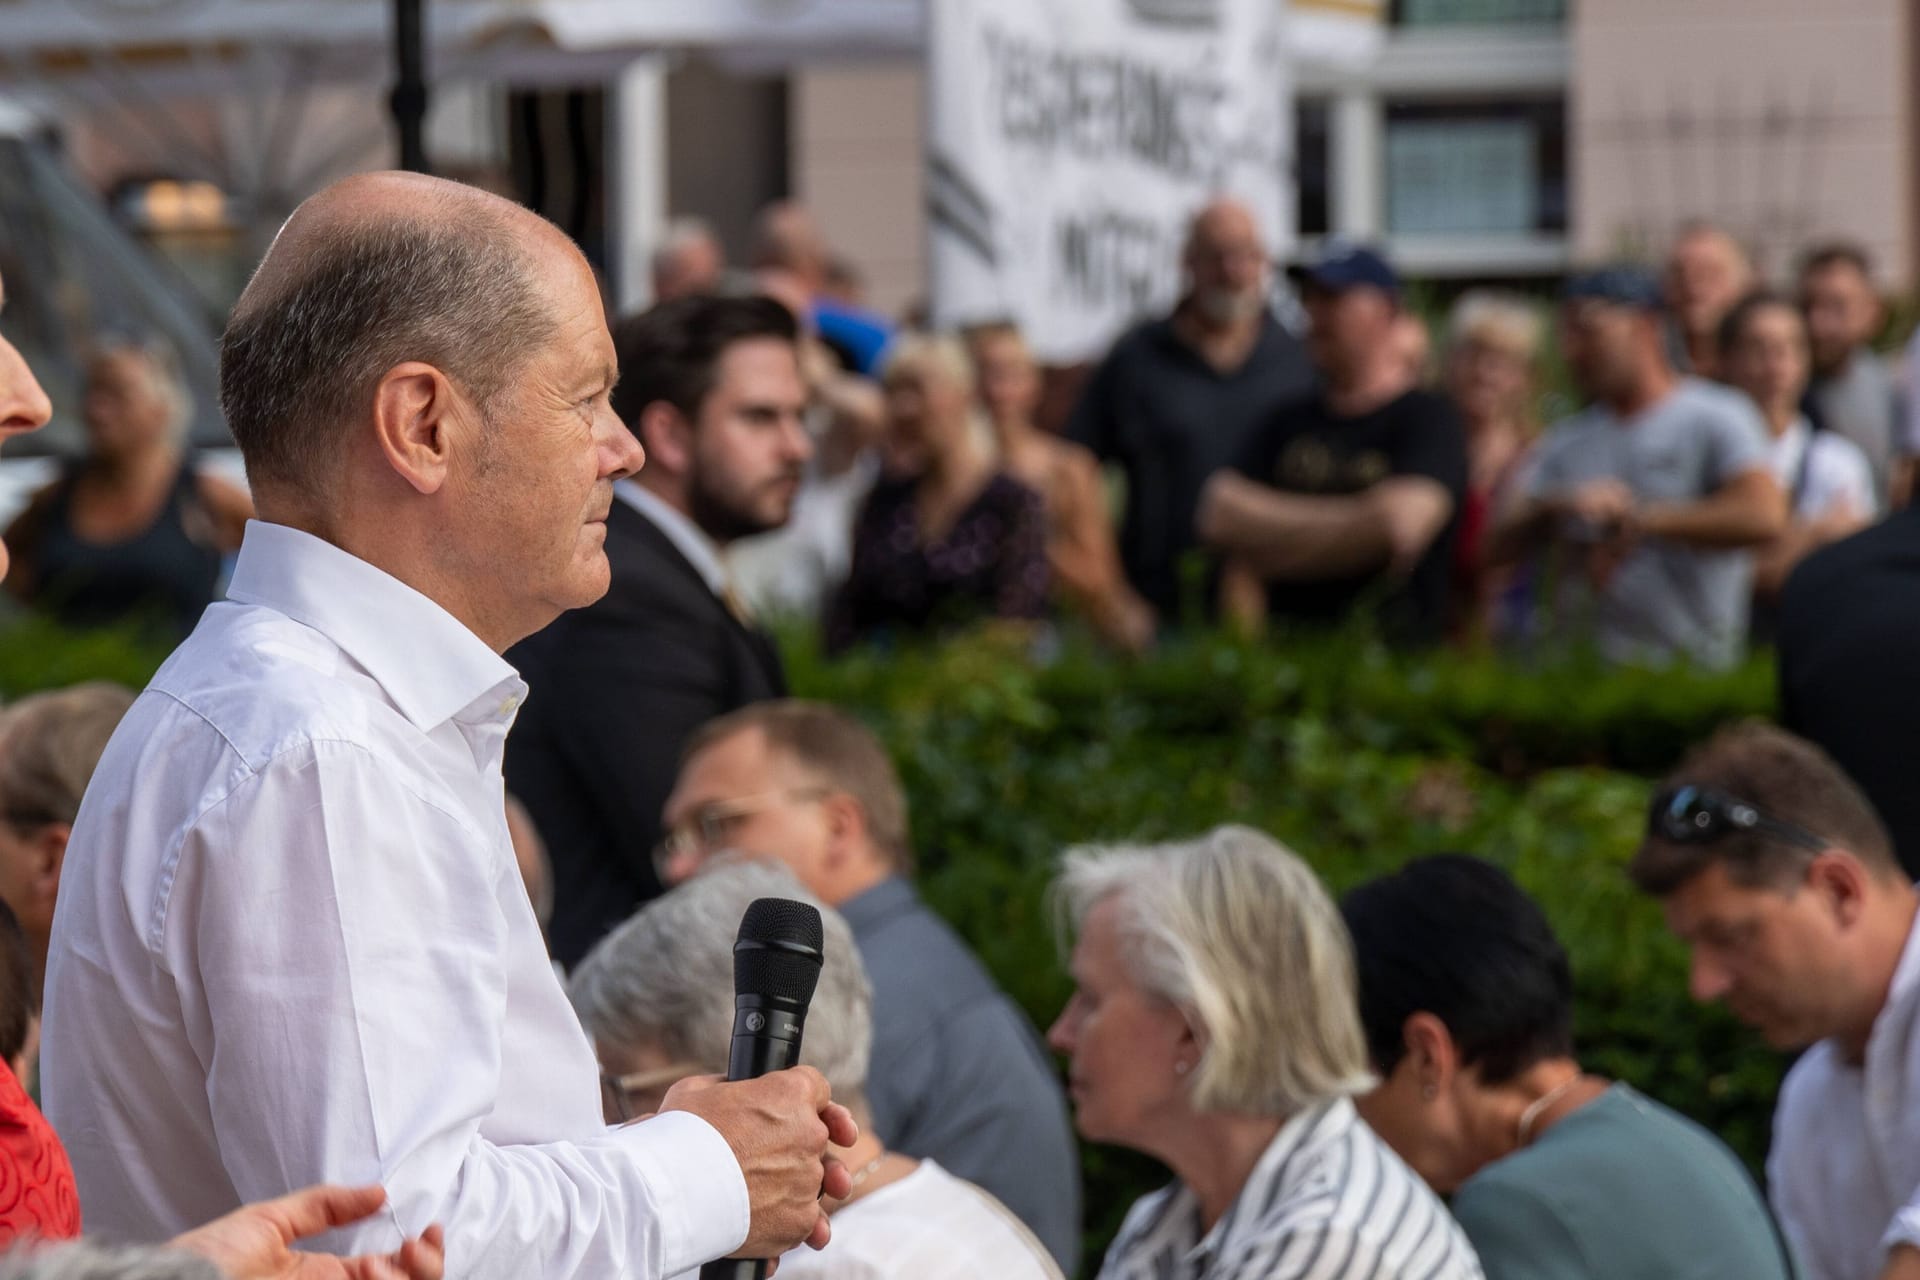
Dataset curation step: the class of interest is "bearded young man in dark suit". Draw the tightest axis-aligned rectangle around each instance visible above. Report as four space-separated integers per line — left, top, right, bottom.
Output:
508 295 812 966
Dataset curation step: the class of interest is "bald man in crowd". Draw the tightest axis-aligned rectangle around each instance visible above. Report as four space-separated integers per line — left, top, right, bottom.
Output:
651 218 725 303
1665 222 1755 380
750 200 895 376
1066 198 1314 622
41 172 857 1278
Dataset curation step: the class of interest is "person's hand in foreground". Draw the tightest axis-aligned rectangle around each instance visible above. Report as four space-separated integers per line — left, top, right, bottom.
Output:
663 1067 859 1258
171 1184 444 1280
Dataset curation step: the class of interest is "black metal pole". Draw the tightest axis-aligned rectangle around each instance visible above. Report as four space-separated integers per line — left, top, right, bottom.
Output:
391 0 429 172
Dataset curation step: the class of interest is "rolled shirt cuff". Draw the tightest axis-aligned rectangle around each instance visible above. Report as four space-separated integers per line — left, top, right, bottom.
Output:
618 1110 751 1275
1880 1207 1920 1266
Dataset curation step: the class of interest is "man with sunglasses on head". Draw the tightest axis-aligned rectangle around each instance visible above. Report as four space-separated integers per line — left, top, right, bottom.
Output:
655 698 1082 1274
1632 721 1920 1280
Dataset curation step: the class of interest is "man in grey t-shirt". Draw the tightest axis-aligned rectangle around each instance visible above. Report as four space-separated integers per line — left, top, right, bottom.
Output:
1801 243 1901 502
1489 267 1787 669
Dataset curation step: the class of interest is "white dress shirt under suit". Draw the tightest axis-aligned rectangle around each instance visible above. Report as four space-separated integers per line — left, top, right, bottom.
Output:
1770 906 1920 1280
42 520 750 1278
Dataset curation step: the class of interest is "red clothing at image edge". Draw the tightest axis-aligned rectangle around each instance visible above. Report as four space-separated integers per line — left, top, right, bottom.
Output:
0 1064 80 1245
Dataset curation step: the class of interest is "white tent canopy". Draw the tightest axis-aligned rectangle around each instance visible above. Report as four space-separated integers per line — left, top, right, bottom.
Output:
0 0 924 99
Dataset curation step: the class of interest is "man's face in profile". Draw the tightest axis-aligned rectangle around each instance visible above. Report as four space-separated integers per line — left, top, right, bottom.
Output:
1661 858 1853 1050
0 273 55 578
447 237 643 626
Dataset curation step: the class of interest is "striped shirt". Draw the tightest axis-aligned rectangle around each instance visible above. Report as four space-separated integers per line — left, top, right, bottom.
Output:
1096 1099 1484 1280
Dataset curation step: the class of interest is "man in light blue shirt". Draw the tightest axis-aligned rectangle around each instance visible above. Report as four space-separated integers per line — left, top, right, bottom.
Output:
659 699 1083 1273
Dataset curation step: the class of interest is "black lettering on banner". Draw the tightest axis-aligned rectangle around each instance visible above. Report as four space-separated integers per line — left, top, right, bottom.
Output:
1054 210 1169 311
981 23 1229 182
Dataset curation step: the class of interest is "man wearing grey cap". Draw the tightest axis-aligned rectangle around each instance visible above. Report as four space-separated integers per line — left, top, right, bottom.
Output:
1488 266 1787 668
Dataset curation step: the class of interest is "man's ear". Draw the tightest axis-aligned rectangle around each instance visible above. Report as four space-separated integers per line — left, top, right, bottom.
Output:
1402 1011 1458 1098
32 823 68 895
636 401 695 478
371 362 467 495
1808 848 1872 928
818 793 869 871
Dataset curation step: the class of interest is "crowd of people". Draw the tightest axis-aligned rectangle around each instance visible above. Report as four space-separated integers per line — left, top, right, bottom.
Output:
0 164 1916 1280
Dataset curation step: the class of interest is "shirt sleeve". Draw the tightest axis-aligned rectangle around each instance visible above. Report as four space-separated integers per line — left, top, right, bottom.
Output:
166 741 749 1279
1063 349 1121 459
1766 1098 1830 1280
1450 1177 1596 1280
1385 395 1470 499
1704 393 1774 488
1807 435 1878 519
1904 332 1920 457
1228 410 1281 481
1521 429 1567 498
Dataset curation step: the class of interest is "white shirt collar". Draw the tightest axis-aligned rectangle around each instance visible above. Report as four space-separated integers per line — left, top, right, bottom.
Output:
614 479 729 596
1869 905 1920 1060
223 519 520 730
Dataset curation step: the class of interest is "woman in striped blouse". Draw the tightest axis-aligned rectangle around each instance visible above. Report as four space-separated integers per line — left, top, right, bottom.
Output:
1048 827 1484 1280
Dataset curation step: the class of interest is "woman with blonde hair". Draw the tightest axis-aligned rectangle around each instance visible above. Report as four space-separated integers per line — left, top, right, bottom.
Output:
1443 292 1543 638
827 332 1049 652
6 335 250 638
1049 826 1482 1279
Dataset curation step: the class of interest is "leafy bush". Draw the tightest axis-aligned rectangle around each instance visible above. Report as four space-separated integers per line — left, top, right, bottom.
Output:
1 620 1786 1273
789 628 1787 1268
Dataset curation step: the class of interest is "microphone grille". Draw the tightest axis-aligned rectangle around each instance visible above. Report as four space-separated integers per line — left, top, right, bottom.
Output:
734 897 825 1003
740 897 824 951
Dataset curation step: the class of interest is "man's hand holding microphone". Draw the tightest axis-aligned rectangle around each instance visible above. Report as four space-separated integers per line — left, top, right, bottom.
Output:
664 1068 859 1256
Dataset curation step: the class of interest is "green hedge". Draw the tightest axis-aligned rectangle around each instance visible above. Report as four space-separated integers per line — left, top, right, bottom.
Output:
1 621 1787 1273
786 628 1787 1266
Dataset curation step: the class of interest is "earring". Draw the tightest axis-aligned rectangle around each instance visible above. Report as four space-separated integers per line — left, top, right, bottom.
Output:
1174 1060 1191 1076
1422 1084 1438 1100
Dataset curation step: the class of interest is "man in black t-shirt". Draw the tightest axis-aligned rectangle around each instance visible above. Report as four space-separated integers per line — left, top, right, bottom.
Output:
1065 200 1314 622
1198 244 1467 643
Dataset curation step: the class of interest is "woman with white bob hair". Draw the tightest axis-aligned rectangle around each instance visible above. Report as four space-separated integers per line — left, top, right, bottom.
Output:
570 858 1063 1280
1049 826 1484 1280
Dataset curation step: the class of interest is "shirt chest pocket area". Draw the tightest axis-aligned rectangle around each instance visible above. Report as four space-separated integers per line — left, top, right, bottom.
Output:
1622 443 1709 503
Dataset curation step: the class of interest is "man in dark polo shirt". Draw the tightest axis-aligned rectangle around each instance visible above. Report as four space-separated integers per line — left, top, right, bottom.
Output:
1065 198 1314 622
1198 244 1467 643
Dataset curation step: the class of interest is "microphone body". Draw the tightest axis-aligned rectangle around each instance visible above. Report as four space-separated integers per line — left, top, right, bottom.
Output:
699 899 826 1280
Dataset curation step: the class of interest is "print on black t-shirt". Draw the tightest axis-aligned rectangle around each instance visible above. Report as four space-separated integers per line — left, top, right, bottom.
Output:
1230 388 1469 644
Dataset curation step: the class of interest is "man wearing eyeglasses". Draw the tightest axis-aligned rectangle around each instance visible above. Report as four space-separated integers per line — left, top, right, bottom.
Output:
657 699 1083 1275
1630 722 1920 1280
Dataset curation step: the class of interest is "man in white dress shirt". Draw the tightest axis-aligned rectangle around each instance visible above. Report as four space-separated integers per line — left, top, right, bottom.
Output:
1631 723 1920 1280
40 171 857 1279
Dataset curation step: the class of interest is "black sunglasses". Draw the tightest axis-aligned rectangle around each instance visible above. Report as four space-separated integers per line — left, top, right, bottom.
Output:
1648 784 1829 853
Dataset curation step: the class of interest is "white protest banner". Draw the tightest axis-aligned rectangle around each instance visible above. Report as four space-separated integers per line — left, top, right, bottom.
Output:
927 0 1291 364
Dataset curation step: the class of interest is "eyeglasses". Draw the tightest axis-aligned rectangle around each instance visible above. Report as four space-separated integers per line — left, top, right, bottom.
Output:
652 786 832 884
1647 785 1829 853
600 1061 706 1124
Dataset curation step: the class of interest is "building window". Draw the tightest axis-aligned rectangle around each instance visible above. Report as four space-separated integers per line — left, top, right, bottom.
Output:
1390 0 1566 26
1296 98 1332 238
1384 98 1566 236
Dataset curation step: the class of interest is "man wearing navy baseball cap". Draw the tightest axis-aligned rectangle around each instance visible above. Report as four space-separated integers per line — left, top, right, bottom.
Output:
1487 264 1787 668
1196 240 1467 644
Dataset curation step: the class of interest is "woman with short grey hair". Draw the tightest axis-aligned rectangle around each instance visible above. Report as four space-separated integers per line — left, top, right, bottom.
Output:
571 858 1063 1280
1049 826 1484 1280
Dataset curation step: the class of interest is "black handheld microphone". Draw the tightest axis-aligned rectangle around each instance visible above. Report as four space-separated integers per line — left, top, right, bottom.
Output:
699 897 825 1280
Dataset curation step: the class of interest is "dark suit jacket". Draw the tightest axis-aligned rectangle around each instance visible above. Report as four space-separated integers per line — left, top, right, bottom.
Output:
1778 506 1920 880
506 500 786 967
